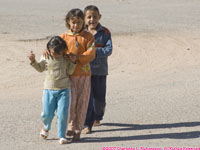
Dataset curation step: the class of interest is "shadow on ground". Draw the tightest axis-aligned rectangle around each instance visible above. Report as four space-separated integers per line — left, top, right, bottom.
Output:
81 122 200 142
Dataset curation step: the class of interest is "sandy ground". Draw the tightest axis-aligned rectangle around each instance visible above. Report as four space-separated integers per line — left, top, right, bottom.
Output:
1 0 200 149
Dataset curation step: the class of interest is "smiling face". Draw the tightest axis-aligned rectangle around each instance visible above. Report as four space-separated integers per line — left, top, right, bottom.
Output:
84 10 101 30
68 16 84 33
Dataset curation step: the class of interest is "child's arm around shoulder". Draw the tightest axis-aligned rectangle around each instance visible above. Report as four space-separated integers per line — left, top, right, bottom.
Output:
28 51 46 72
95 27 112 58
78 32 96 65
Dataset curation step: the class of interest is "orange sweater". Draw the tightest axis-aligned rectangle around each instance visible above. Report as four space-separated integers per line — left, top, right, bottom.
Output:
60 29 96 76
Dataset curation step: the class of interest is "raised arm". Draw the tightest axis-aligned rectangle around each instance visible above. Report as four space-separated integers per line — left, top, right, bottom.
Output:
29 52 46 72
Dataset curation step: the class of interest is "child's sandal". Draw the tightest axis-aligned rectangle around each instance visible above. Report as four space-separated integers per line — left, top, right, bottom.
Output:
40 128 49 139
66 130 74 136
59 138 68 144
72 133 81 141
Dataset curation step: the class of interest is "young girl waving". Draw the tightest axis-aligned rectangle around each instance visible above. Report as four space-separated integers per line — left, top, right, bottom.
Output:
29 36 77 144
60 8 96 141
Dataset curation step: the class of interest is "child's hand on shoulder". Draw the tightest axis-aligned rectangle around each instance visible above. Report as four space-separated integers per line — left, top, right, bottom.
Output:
65 53 77 64
43 49 50 58
69 54 77 64
29 51 35 64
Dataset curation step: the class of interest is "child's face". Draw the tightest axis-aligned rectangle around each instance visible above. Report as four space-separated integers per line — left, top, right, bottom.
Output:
68 17 84 33
49 49 63 59
85 10 101 30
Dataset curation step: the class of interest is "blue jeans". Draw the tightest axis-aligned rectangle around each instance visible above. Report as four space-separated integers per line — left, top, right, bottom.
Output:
84 75 107 128
41 89 69 138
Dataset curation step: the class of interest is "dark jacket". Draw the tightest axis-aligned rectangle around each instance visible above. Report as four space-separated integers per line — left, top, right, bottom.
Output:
90 23 113 75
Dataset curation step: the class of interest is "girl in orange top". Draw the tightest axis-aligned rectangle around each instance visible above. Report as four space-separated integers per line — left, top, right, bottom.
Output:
60 8 96 141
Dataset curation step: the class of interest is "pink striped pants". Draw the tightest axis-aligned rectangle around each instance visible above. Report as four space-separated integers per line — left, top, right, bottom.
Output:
67 76 91 134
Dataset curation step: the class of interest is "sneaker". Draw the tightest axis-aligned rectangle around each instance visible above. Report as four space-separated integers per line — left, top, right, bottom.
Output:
93 120 101 126
59 138 68 144
82 127 91 134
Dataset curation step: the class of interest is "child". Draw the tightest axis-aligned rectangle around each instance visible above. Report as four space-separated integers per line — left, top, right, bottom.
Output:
28 36 77 144
60 8 96 141
82 5 113 134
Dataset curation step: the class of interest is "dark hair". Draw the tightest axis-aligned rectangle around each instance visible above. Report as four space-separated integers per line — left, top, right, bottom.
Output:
47 36 66 54
84 5 100 15
65 8 84 29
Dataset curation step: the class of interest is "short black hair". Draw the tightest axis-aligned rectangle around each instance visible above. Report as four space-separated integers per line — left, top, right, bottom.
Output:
47 36 66 54
65 8 84 29
84 5 100 15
